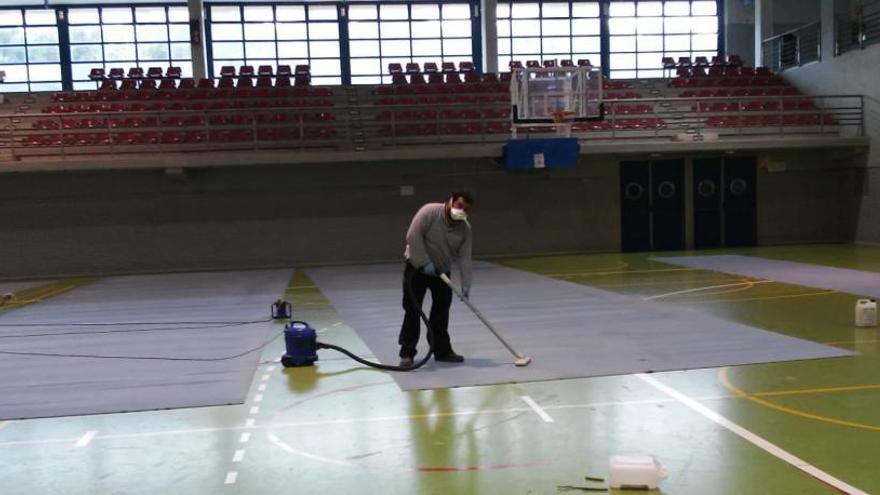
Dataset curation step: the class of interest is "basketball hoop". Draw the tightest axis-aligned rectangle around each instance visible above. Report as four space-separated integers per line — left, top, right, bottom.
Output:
551 110 577 138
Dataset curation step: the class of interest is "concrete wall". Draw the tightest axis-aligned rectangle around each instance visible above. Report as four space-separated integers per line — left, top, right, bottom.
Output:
0 149 861 279
783 37 880 243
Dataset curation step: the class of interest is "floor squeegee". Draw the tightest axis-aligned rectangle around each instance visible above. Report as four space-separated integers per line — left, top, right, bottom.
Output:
439 274 533 367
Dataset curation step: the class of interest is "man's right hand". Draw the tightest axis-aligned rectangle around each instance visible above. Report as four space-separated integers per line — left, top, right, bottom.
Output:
422 262 437 276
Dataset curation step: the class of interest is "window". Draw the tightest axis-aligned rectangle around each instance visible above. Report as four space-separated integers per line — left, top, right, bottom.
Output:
497 1 601 71
347 2 474 84
0 8 62 93
208 4 342 85
68 5 192 90
608 0 718 79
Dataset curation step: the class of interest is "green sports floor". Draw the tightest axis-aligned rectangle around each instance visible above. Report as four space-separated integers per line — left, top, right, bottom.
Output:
1 243 879 495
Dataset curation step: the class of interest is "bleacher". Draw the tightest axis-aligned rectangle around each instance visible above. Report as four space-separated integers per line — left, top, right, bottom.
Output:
0 55 865 165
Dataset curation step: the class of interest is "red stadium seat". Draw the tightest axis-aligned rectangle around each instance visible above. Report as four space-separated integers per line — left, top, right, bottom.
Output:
728 55 743 67
459 61 476 72
239 65 255 77
560 59 574 67
543 60 557 68
128 67 144 79
442 62 456 73
220 66 236 78
388 63 403 74
147 67 163 79
577 59 592 67
108 68 125 79
178 78 196 89
89 68 106 81
166 66 182 79
405 63 420 74
423 62 439 73
277 65 292 77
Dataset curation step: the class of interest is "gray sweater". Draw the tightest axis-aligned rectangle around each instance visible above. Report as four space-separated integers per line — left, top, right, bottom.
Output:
404 203 473 288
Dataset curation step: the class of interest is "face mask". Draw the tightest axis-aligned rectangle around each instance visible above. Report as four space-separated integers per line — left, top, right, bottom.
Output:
450 207 468 222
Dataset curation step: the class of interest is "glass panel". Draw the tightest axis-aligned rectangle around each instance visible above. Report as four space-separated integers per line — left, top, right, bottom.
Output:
0 27 24 45
308 23 339 40
692 34 718 50
69 26 100 43
637 1 663 16
542 19 570 36
211 24 243 41
29 64 61 82
309 58 341 76
349 40 379 57
512 37 540 53
102 8 133 24
213 42 244 59
497 3 511 18
173 61 193 77
26 26 59 44
137 25 168 42
0 10 24 27
572 36 600 52
380 39 410 57
609 2 635 16
664 17 691 34
411 20 441 38
442 4 471 19
542 3 569 18
664 35 691 51
412 39 442 56
349 5 376 21
138 43 169 61
542 37 570 54
572 18 600 35
442 20 471 37
31 81 62 91
690 17 718 33
608 17 636 35
2 65 27 82
169 24 189 42
412 4 440 20
25 10 56 26
0 46 25 63
692 1 718 16
351 76 382 84
277 23 308 40
381 21 410 39
572 2 600 17
637 52 660 68
664 1 691 16
276 6 306 22
498 38 511 54
610 53 636 69
27 45 59 63
639 69 664 78
277 41 308 58
136 7 166 23
71 44 102 62
308 5 338 21
610 36 635 52
244 6 274 22
245 41 276 59
511 3 539 18
170 42 190 60
244 23 276 41
104 43 136 61
443 38 471 55
211 6 241 23
309 41 339 58
68 9 99 25
169 7 189 23
637 35 663 49
350 58 381 75
637 17 664 34
102 25 134 43
511 19 540 36
349 21 379 39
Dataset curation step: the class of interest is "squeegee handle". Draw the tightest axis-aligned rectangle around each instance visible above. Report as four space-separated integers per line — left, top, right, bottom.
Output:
439 274 525 360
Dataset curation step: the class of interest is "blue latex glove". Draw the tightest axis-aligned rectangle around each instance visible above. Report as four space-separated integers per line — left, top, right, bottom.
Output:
422 262 437 276
462 286 471 299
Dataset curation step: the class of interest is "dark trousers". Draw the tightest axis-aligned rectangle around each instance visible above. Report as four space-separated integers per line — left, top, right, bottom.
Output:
398 262 453 358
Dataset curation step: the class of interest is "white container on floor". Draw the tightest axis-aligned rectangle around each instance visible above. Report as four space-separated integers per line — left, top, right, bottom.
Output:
855 299 877 327
608 455 667 490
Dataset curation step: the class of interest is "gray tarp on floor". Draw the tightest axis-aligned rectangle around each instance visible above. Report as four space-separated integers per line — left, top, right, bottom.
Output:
307 262 853 391
654 254 880 298
0 269 291 420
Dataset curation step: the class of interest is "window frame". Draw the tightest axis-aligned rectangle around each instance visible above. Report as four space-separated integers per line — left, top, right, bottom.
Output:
0 6 63 93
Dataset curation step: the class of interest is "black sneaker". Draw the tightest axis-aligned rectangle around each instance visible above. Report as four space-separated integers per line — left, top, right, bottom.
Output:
434 352 464 363
399 357 415 368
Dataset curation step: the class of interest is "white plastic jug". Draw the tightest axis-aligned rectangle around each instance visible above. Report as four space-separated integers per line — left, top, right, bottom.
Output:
855 299 877 327
608 455 667 490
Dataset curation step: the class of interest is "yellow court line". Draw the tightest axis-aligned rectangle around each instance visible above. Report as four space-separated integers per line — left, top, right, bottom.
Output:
719 367 880 432
688 289 838 305
824 338 880 346
643 279 769 301
545 267 694 278
754 383 880 398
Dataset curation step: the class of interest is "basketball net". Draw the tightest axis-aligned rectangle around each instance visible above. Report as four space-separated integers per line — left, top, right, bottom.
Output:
551 110 576 138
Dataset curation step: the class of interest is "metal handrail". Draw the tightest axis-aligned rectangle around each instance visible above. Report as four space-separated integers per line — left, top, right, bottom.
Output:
762 21 822 72
837 0 880 54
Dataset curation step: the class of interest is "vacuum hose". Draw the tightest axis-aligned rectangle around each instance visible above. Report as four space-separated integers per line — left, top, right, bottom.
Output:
315 266 436 372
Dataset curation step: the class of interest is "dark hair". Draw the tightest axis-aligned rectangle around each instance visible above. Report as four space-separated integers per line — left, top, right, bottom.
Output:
450 191 473 205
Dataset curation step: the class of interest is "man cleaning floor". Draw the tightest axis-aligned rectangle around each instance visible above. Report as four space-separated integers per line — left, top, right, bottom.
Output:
398 191 473 368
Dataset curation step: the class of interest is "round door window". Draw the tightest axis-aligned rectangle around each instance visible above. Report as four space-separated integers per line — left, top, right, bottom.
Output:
624 182 645 201
697 179 716 198
729 178 748 197
657 180 676 199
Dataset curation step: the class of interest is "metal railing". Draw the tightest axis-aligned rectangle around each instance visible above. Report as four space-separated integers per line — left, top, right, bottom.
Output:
763 22 822 72
0 95 866 161
837 0 880 54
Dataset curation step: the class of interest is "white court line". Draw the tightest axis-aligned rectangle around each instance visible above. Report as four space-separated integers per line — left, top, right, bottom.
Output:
261 374 270 381
253 394 264 403
258 384 267 392
636 374 869 495
245 418 255 428
224 472 238 485
240 432 251 443
232 449 246 463
520 396 554 423
643 280 773 301
266 366 276 372
74 430 98 448
249 406 260 415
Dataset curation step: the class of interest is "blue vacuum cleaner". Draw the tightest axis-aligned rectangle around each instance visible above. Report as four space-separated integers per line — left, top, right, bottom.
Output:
280 321 318 367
